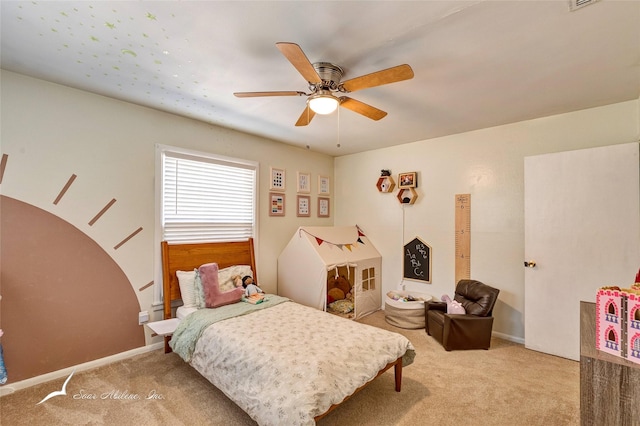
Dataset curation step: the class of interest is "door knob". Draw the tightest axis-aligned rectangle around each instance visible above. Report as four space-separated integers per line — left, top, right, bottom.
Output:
524 261 536 268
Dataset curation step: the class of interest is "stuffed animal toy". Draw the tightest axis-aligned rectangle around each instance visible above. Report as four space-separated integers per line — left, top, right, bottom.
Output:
241 275 263 296
327 275 351 303
441 294 466 315
328 287 345 302
328 275 351 295
232 275 243 289
327 276 336 290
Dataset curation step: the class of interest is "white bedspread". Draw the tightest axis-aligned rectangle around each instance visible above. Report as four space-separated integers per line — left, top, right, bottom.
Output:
189 301 415 426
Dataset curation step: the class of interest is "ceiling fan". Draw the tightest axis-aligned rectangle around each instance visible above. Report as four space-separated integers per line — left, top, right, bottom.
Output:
233 42 414 126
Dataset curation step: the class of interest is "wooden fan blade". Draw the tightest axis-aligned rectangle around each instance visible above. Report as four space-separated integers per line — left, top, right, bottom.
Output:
234 91 305 98
341 64 414 93
295 105 316 126
339 97 387 121
276 42 322 84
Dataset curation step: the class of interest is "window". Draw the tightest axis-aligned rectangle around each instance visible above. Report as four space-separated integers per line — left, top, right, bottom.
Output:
154 145 257 303
160 146 257 243
362 267 376 291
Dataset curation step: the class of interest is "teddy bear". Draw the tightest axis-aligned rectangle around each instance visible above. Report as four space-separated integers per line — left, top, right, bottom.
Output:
328 275 351 295
327 275 352 304
441 294 466 315
328 287 345 303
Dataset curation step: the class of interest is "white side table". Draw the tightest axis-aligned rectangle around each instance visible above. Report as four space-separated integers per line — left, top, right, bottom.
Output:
146 318 180 336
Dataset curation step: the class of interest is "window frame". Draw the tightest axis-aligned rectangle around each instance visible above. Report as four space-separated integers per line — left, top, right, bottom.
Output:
153 144 259 305
362 267 376 291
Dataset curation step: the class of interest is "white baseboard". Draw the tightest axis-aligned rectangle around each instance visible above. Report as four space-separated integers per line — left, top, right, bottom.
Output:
0 342 164 397
493 330 524 345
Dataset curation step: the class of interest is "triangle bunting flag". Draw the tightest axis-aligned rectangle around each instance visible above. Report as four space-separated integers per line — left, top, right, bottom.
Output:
301 227 368 249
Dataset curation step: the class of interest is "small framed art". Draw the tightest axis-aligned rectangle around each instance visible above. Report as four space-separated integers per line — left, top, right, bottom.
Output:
318 197 330 218
269 192 285 216
270 167 286 191
398 172 417 189
297 172 311 193
318 175 330 195
297 195 311 217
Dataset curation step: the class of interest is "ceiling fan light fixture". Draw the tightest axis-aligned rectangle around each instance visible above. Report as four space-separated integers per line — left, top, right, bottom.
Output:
308 92 339 115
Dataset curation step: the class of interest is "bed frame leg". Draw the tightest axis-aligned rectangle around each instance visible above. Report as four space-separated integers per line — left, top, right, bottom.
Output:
315 357 403 422
394 359 402 392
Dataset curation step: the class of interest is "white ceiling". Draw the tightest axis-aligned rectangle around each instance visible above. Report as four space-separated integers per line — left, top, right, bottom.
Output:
1 1 639 157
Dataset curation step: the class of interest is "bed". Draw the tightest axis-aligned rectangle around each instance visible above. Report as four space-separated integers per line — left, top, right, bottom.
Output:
161 239 415 425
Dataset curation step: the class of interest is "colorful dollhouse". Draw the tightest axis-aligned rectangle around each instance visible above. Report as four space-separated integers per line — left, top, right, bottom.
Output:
625 292 640 364
596 288 624 357
596 286 640 365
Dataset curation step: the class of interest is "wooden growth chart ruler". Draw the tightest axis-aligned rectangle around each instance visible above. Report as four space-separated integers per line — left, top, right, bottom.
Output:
455 194 471 283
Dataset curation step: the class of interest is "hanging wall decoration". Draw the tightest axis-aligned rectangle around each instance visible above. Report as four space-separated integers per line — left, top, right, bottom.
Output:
297 195 311 217
403 236 432 283
270 167 286 191
397 171 419 204
318 175 330 195
297 172 311 193
398 172 417 189
269 192 285 216
318 197 330 218
376 169 395 193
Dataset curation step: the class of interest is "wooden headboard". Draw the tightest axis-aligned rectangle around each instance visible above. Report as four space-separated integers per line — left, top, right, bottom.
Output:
161 239 257 321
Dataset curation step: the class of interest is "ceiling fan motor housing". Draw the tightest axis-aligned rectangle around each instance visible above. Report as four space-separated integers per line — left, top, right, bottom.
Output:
313 62 343 90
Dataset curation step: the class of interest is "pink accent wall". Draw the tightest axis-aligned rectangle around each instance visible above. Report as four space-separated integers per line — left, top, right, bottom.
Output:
0 196 144 383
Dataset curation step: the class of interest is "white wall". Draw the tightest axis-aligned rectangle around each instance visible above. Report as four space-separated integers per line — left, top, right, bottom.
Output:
3 69 638 346
334 100 640 341
1 70 334 343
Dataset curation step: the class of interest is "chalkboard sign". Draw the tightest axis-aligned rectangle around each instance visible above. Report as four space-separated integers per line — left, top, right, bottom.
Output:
403 237 432 283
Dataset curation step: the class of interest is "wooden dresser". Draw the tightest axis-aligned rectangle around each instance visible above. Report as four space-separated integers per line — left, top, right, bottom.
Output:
580 301 640 425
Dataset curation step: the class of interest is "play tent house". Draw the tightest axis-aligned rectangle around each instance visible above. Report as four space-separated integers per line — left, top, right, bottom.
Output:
278 226 382 319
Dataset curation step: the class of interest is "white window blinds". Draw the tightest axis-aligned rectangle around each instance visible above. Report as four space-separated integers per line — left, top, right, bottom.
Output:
162 150 256 243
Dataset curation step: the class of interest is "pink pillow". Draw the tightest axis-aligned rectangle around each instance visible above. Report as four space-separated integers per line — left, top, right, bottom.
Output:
199 263 244 308
441 294 466 315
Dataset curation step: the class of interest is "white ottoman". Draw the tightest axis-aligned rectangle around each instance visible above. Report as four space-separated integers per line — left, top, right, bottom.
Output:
384 291 433 329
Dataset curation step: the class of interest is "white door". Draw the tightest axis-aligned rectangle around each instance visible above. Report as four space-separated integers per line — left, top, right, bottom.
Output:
524 143 639 361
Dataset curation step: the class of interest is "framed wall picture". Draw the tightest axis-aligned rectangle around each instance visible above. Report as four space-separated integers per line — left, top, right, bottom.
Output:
398 172 417 189
269 192 285 216
270 167 286 191
318 175 330 195
318 197 330 218
297 172 311 193
297 195 311 217
403 236 432 283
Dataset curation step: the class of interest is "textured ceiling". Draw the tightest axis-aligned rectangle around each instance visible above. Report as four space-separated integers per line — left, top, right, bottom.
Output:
1 1 639 156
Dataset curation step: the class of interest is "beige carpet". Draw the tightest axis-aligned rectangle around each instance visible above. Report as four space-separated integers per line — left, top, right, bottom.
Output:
0 311 579 425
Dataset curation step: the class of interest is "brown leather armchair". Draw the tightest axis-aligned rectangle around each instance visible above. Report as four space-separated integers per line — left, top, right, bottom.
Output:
425 279 500 351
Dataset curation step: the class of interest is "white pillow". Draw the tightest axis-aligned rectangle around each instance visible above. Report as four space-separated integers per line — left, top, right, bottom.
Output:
176 269 198 308
218 265 253 292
